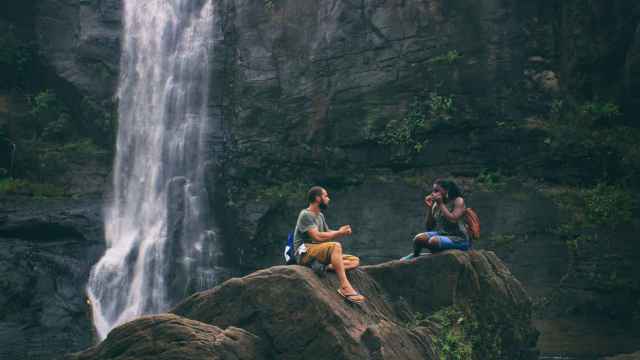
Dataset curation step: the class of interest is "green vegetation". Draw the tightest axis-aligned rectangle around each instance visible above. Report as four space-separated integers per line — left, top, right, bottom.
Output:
17 138 108 180
27 89 73 140
255 180 309 202
427 307 473 360
486 233 516 249
81 96 117 147
264 0 276 11
0 178 65 197
551 184 634 238
582 184 633 227
377 92 455 153
429 50 463 65
475 170 507 191
0 86 113 195
0 25 36 89
402 174 432 188
577 101 621 122
407 305 513 360
544 99 640 185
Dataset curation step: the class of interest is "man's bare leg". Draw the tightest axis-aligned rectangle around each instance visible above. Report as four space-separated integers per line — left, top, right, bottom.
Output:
327 256 360 271
331 243 365 302
343 257 360 270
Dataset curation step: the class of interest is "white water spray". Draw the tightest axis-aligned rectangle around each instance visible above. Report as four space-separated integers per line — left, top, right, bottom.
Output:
87 0 217 340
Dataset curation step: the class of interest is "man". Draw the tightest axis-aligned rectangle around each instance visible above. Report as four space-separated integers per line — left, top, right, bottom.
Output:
293 186 365 303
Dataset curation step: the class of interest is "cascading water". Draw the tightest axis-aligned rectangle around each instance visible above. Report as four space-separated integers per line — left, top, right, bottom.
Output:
87 0 217 340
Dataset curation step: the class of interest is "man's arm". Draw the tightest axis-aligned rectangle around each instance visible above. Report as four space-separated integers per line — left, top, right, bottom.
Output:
307 225 350 242
437 197 466 222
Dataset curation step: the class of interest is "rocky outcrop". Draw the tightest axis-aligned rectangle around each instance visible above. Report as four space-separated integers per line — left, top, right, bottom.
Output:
68 314 267 360
606 351 640 360
68 250 539 360
35 0 121 101
0 196 104 360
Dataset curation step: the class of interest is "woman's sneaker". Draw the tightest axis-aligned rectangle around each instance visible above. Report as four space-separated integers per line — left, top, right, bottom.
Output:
400 253 417 261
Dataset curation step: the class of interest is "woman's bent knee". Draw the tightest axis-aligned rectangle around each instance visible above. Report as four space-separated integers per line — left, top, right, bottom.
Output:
414 233 428 244
428 236 440 247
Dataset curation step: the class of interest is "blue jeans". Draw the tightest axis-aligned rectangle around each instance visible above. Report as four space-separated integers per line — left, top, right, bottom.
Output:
422 231 470 251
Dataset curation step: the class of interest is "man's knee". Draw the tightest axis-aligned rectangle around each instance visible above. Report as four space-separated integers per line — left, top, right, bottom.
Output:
327 241 342 253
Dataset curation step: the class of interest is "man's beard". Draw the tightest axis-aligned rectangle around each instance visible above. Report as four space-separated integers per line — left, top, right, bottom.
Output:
319 201 328 210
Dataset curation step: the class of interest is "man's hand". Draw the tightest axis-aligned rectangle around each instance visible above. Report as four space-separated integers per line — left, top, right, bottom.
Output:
339 225 352 236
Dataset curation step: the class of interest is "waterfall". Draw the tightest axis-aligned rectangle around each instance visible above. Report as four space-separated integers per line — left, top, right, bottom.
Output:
87 0 217 340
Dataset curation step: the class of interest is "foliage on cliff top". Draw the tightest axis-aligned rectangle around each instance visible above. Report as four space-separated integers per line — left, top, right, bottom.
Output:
543 99 640 186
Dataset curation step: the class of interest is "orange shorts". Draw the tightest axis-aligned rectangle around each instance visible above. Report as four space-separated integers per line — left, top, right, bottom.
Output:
299 242 359 266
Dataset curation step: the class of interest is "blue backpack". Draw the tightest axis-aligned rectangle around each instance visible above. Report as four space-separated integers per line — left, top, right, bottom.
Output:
284 232 296 265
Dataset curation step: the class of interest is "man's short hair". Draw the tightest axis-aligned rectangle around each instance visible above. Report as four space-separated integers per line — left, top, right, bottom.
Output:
307 186 325 204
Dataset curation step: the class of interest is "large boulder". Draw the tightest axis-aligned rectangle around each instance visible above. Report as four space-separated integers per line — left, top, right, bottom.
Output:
69 250 539 359
605 351 640 360
66 314 267 360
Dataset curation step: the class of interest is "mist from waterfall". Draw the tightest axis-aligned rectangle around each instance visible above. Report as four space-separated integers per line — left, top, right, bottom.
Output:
87 0 217 340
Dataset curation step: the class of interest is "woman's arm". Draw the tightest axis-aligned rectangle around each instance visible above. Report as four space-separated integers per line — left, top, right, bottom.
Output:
424 195 435 230
438 197 466 222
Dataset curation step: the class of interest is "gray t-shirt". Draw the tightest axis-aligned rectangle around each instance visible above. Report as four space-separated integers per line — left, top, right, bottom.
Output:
293 209 329 250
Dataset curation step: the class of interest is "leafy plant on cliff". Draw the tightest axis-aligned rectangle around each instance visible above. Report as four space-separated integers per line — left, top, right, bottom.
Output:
550 184 635 259
406 305 517 360
429 50 463 65
486 233 516 250
475 170 507 191
81 96 118 147
427 307 474 360
26 89 72 141
582 184 633 227
264 0 276 11
543 99 640 185
12 137 108 185
378 92 455 153
577 101 621 123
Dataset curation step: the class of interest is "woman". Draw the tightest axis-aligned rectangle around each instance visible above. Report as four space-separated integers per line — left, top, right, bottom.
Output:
401 179 470 260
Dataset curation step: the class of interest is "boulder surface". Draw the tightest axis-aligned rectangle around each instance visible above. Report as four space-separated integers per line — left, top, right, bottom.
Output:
68 250 538 360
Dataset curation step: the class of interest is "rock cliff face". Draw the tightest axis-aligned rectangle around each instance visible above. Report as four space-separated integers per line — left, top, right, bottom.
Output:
68 251 539 360
0 197 104 359
35 0 121 101
213 0 640 271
